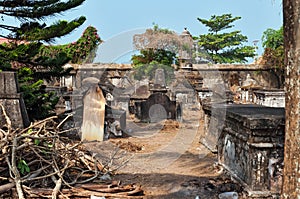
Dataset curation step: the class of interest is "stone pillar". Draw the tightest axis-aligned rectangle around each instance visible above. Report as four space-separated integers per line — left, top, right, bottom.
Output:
0 72 30 129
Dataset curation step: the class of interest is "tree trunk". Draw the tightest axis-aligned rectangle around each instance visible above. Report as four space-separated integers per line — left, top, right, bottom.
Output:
282 0 300 198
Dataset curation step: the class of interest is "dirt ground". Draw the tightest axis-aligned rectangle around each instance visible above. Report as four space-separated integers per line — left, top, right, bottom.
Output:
84 105 244 199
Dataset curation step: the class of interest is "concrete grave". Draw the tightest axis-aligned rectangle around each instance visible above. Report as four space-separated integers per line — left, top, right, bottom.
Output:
135 92 176 122
218 105 285 198
253 89 285 108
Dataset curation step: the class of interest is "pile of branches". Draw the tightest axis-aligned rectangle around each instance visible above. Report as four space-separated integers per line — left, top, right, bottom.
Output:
0 104 143 199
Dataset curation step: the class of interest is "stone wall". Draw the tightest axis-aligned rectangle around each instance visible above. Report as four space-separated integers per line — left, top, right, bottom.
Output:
193 64 281 89
0 72 29 129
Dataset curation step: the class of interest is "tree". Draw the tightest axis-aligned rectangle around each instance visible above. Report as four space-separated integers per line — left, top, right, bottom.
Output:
132 25 181 84
196 14 256 63
131 48 175 83
0 0 86 72
39 26 102 65
132 48 176 66
262 26 284 49
133 24 186 54
18 26 102 120
282 0 300 198
260 26 284 88
0 0 87 121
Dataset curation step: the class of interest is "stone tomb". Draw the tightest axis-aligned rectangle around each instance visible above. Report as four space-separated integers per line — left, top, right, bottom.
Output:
135 92 176 123
218 105 285 198
253 89 285 108
201 103 263 152
201 103 228 153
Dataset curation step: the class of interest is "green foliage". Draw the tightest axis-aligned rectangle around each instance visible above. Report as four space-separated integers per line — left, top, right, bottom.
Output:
0 0 85 20
196 14 256 63
131 49 175 83
39 26 102 64
261 26 284 68
18 67 59 121
133 61 175 83
262 26 283 49
18 159 30 175
34 139 41 145
132 48 176 66
261 26 284 88
152 23 175 34
0 0 93 121
18 17 87 42
0 0 87 71
198 14 241 33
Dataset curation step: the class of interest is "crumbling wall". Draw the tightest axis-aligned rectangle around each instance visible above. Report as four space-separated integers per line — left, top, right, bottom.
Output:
0 72 29 129
193 64 281 89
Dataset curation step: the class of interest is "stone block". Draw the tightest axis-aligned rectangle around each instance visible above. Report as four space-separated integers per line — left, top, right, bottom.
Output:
0 72 29 129
0 72 19 94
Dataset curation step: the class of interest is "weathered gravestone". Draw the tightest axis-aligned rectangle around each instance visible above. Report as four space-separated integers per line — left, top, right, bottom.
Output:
81 84 106 141
154 68 166 88
0 72 29 129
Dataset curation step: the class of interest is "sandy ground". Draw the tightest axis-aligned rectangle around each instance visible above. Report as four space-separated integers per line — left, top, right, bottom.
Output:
84 106 244 199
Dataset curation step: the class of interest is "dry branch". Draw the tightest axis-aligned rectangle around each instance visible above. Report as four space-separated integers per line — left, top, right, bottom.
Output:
0 109 143 198
26 183 143 198
0 182 15 194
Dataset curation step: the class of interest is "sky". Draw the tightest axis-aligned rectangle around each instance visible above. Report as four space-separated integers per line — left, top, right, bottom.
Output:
55 0 283 63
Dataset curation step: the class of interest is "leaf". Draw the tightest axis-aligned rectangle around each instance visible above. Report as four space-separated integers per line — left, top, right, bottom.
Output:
17 159 30 175
34 139 40 145
25 166 30 173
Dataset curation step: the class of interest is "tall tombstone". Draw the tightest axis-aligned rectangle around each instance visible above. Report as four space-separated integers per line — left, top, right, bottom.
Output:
0 72 29 129
282 0 300 197
81 84 106 141
154 68 166 88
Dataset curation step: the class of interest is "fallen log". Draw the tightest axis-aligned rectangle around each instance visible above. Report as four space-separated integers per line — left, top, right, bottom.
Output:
75 180 120 189
25 183 143 198
76 183 138 193
0 182 15 194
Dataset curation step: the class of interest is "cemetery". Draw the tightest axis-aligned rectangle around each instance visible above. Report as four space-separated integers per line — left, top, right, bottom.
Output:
0 58 286 198
1 1 300 198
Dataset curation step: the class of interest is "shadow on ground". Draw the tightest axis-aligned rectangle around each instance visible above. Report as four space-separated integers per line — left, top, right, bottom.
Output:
112 172 243 199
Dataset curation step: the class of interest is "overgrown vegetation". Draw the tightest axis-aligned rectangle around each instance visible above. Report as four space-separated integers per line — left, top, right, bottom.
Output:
39 26 102 65
132 25 180 84
260 26 284 88
0 0 101 121
131 49 176 84
17 67 59 120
